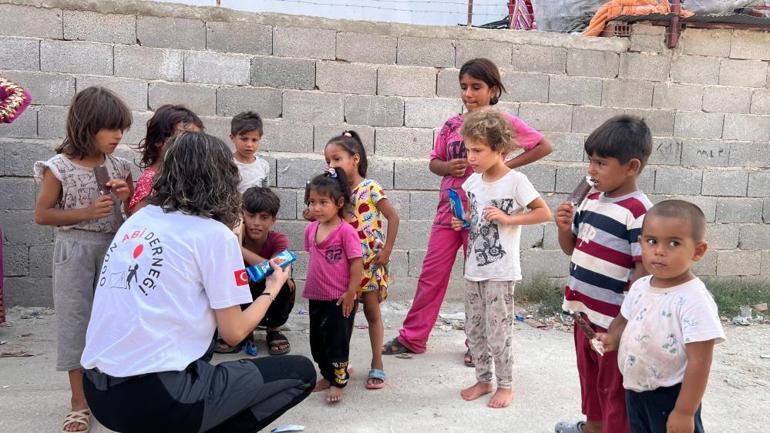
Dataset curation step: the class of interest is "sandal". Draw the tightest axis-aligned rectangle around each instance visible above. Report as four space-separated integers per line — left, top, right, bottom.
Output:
266 330 291 355
554 421 586 433
382 337 413 355
214 338 243 354
62 408 91 433
463 348 475 367
365 368 386 390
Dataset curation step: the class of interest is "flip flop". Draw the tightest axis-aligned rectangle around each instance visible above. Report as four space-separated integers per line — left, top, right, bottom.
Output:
365 368 386 390
554 421 586 433
382 337 413 355
266 330 291 355
214 338 243 354
62 408 91 433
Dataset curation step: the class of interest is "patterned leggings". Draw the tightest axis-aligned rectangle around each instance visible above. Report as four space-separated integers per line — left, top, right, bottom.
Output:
464 280 516 388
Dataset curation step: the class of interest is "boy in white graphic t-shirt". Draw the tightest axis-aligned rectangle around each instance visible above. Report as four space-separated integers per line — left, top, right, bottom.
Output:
231 111 270 194
598 200 725 433
450 108 551 409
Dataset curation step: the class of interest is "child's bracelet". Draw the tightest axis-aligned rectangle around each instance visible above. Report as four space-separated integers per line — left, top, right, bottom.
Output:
258 292 275 302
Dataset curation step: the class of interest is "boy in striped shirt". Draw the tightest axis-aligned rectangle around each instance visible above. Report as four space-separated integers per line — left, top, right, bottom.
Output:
554 115 653 433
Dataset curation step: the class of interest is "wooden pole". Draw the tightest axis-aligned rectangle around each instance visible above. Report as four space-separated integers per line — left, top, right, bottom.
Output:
467 0 473 27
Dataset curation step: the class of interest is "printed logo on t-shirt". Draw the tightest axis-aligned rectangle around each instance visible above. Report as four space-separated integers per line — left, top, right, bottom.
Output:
325 245 343 264
234 269 249 286
577 224 597 247
468 193 515 267
98 228 164 296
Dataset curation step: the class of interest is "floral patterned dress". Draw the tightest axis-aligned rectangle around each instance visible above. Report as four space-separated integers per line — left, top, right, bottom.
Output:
348 178 389 301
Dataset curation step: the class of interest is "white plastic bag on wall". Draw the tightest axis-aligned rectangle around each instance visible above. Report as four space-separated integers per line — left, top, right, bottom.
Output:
531 0 605 33
681 0 758 15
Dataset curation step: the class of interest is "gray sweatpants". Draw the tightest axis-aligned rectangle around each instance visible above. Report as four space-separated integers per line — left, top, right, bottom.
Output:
53 229 113 371
464 280 516 388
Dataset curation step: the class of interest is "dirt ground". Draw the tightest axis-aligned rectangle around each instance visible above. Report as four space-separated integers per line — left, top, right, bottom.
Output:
0 303 767 433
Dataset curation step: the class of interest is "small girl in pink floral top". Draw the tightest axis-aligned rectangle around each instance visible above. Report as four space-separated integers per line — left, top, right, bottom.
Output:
128 105 203 214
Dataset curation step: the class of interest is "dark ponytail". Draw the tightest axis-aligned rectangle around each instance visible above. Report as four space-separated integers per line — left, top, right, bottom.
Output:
326 130 368 178
305 167 352 218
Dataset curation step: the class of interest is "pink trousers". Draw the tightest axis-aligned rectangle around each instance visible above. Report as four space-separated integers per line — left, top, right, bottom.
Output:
397 225 468 353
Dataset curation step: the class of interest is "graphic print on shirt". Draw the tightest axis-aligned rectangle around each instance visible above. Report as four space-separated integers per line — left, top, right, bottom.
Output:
98 228 164 296
440 117 466 160
325 245 343 264
468 192 515 266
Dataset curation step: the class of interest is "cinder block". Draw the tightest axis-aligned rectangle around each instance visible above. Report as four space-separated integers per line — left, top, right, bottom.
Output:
122 111 152 146
273 26 335 60
518 103 572 133
0 4 62 39
730 142 770 168
63 10 135 44
4 277 53 307
261 119 313 153
336 32 397 64
0 177 36 210
455 39 511 68
1 140 56 176
404 98 462 128
394 159 440 190
206 21 271 55
344 95 403 127
692 250 716 276
521 249 571 278
567 49 619 78
766 199 770 223
702 170 748 197
705 224 738 249
114 46 184 82
723 114 770 142
28 244 52 277
397 221 432 250
619 52 671 82
517 163 556 193
601 79 653 109
251 56 315 90
543 132 586 162
511 45 566 74
1 71 74 106
368 157 394 189
648 137 682 166
0 107 37 138
312 124 374 155
548 76 602 106
37 105 68 139
680 140 730 167
751 89 770 115
388 250 408 278
397 36 454 68
271 188 298 220
0 210 53 245
571 106 624 135
41 40 112 75
730 29 770 61
680 28 731 57
136 16 205 50
377 65 436 98
719 59 768 88
275 155 326 188
749 172 770 197
216 86 282 118
630 27 667 53
739 224 770 250
673 112 724 139
670 55 720 85
500 70 549 103
542 222 561 250
0 37 39 70
521 224 545 249
638 167 656 193
282 91 344 124
654 167 702 195
716 198 763 223
184 51 250 85
380 190 408 220
717 250 761 276
375 128 433 157
554 165 589 194
625 108 675 137
271 220 306 251
75 75 148 111
652 83 704 111
316 62 377 95
496 102 519 117
437 68 460 98
148 82 216 116
3 245 28 276
650 194 717 222
408 191 439 220
702 86 752 114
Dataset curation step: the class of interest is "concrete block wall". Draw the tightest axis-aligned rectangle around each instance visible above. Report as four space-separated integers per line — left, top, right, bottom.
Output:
1 0 769 307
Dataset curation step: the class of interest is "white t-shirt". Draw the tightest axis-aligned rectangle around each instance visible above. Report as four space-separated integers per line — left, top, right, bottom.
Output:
462 170 540 281
618 276 726 392
235 156 270 194
81 205 253 377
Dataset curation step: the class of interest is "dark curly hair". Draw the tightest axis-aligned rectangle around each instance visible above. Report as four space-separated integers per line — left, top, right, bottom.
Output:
149 132 241 228
304 168 352 218
137 104 203 168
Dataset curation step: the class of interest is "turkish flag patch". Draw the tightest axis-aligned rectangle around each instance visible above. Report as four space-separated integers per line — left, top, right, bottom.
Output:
234 269 249 286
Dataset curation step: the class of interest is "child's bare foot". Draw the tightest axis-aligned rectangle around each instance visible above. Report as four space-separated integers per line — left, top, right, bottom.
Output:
326 386 344 403
487 388 513 408
313 378 330 392
460 381 494 401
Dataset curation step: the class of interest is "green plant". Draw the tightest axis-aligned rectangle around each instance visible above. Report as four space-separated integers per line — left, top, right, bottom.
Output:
515 275 565 315
703 278 770 317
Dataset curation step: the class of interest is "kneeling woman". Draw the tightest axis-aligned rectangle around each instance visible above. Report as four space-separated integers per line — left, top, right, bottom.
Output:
80 132 315 433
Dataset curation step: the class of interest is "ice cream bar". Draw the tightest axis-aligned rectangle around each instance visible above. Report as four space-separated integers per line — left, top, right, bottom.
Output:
571 311 605 356
246 250 297 282
568 176 595 206
93 166 111 195
448 188 470 229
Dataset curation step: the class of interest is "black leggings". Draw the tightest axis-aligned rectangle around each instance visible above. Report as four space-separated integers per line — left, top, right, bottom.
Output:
84 355 315 433
309 299 357 388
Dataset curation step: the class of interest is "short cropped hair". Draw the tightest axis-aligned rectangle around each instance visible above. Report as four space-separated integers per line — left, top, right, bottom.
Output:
584 115 652 170
460 108 516 153
242 187 280 217
643 199 706 241
231 111 263 136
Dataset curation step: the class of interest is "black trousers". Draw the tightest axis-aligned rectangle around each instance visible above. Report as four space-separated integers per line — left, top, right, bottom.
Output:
83 349 315 433
626 383 705 433
242 279 296 329
309 299 357 388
